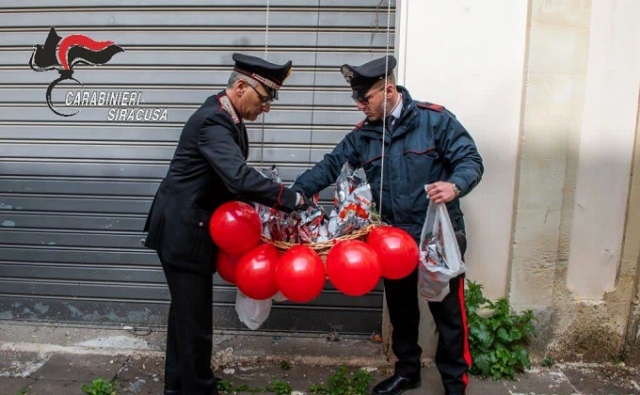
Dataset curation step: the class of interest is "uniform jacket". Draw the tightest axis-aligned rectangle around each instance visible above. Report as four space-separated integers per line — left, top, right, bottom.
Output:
291 86 483 240
144 91 298 274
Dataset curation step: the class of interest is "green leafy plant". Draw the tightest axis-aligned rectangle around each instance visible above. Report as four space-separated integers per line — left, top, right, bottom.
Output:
80 378 117 395
465 280 536 381
216 365 374 394
217 377 292 394
216 379 233 393
16 390 28 395
267 378 292 395
541 355 555 367
216 358 295 393
612 354 625 365
278 359 292 371
233 383 252 392
309 366 373 395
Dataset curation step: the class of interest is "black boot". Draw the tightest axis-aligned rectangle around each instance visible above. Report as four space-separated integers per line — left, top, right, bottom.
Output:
372 374 421 395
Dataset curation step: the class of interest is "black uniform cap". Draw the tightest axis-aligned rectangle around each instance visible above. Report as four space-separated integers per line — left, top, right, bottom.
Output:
232 53 292 100
340 55 397 94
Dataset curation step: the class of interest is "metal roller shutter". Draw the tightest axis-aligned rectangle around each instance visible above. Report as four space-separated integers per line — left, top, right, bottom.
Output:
0 0 395 334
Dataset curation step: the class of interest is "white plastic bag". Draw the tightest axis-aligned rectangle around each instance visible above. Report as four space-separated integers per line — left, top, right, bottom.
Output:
235 290 272 330
418 197 467 302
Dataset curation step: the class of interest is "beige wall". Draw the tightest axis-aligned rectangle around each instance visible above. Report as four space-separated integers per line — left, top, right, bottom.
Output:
565 0 640 300
512 0 592 353
546 0 640 361
395 0 640 361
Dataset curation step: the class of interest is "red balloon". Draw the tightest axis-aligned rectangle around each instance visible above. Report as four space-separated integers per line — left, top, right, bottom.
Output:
276 245 326 303
367 226 420 280
235 244 279 300
326 240 381 297
216 249 241 284
209 201 262 255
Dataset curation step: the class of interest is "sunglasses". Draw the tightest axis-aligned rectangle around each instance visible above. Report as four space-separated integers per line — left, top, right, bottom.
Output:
352 86 385 104
248 84 273 105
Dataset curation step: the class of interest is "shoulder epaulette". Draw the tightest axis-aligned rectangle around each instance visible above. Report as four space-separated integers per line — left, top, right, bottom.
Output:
218 95 241 124
416 101 444 112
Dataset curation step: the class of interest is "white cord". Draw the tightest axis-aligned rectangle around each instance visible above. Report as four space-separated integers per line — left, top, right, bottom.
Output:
259 0 270 167
308 0 321 165
378 0 392 215
264 0 270 59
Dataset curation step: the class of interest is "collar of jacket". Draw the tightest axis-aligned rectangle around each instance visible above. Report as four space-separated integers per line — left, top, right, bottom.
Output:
217 91 242 125
356 86 418 141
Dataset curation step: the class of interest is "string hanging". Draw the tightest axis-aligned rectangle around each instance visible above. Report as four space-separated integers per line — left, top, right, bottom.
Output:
259 0 270 168
264 0 270 59
307 0 321 166
378 0 393 215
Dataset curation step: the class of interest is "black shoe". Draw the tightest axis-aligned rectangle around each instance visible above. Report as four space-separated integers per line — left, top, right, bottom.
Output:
372 374 421 395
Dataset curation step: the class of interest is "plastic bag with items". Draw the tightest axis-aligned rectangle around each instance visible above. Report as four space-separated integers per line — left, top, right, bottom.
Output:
418 193 467 302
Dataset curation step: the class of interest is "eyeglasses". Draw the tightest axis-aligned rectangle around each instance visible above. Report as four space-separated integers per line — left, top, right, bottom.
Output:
352 86 385 104
248 84 273 105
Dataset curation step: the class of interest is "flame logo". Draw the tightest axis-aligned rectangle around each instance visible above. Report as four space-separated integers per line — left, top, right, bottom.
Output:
29 27 124 117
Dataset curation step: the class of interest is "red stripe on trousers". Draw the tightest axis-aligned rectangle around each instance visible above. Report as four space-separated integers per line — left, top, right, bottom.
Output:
458 276 472 389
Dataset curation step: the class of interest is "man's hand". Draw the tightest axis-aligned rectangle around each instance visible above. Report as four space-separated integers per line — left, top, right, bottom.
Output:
295 193 314 210
425 182 459 204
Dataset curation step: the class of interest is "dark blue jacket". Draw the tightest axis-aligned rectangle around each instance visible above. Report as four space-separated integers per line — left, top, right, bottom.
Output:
291 86 483 240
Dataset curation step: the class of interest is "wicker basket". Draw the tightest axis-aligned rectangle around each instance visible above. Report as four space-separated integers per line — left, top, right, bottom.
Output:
261 221 383 258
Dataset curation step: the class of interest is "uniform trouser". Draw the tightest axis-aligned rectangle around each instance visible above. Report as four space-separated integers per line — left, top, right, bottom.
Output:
160 257 218 395
384 242 472 394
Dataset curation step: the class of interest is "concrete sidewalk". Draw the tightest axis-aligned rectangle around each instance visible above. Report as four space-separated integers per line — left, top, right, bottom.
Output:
0 322 639 395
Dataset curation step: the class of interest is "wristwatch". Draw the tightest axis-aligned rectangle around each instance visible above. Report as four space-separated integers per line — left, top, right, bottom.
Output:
451 183 461 197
